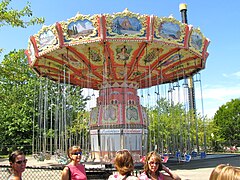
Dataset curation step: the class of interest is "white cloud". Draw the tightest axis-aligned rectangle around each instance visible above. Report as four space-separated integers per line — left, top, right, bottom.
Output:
195 83 240 118
232 71 240 78
200 86 240 101
222 71 240 79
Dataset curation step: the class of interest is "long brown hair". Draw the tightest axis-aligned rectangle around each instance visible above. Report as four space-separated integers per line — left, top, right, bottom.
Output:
114 149 134 176
143 151 163 178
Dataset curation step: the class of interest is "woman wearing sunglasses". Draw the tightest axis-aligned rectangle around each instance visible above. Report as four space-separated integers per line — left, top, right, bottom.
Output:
61 146 87 180
8 150 27 180
139 151 181 180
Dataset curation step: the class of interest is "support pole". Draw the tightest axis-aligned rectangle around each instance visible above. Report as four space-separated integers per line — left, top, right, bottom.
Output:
179 3 199 153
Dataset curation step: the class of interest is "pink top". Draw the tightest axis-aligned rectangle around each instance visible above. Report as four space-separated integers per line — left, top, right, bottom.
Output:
67 164 87 180
139 172 164 180
108 172 138 180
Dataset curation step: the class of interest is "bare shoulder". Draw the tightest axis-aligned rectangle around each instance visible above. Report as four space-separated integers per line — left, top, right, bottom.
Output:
62 166 69 173
127 176 139 180
61 166 70 180
64 166 69 170
10 176 21 180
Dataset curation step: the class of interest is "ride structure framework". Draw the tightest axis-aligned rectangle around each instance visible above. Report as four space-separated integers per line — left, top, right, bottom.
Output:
25 5 210 161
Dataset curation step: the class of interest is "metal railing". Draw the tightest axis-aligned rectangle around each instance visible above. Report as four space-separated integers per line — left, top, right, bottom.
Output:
0 165 141 180
1 165 62 180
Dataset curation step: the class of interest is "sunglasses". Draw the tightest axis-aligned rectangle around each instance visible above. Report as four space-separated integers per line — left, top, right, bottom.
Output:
149 161 160 166
73 152 82 156
15 159 28 164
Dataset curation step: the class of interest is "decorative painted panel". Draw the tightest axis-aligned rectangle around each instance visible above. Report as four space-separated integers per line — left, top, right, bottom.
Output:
126 105 140 123
105 8 147 38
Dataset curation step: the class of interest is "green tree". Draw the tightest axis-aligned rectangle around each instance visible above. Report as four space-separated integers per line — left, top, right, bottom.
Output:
0 0 44 53
0 49 38 151
148 98 189 153
0 49 89 154
70 110 90 151
33 79 88 154
147 97 214 153
213 98 240 146
0 0 44 28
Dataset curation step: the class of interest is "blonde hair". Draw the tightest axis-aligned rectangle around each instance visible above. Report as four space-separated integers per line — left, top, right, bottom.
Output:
67 145 82 159
114 149 134 176
209 164 227 180
210 165 240 180
217 166 240 180
143 151 163 178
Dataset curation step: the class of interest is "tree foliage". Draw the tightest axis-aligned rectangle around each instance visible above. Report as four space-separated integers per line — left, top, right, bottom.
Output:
0 0 44 53
0 49 38 149
0 0 44 28
213 98 240 146
147 98 211 153
0 50 88 153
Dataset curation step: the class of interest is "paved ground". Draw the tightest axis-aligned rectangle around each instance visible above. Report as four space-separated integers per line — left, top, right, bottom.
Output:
166 154 240 180
1 153 239 180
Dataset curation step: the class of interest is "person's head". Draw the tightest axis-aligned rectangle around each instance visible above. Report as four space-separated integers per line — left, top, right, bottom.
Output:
144 151 163 176
217 165 240 180
68 145 82 162
9 150 27 174
114 149 134 176
209 164 227 180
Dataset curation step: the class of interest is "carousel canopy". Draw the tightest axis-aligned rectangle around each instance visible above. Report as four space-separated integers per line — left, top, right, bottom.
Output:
25 8 210 90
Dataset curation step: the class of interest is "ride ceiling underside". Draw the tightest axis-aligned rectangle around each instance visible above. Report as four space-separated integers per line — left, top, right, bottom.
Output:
25 9 210 90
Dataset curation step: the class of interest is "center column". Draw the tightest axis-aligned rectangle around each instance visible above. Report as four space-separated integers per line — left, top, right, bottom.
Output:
89 82 148 162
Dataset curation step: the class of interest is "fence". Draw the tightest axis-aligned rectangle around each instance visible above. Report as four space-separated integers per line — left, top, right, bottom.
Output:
0 165 141 180
1 165 62 180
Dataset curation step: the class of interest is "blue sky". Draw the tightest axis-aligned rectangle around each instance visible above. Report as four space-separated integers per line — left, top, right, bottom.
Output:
0 0 240 118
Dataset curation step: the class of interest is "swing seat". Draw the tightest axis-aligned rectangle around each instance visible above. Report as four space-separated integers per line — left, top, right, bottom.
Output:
200 152 206 158
57 155 69 165
140 156 146 164
133 154 141 163
38 155 45 161
191 151 197 158
162 155 169 163
176 152 181 162
181 154 191 162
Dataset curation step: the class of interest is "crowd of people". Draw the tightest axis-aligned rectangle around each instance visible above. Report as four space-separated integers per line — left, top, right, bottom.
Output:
7 148 240 180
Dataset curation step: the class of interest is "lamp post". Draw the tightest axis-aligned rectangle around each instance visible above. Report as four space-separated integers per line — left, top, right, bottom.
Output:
179 3 199 153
